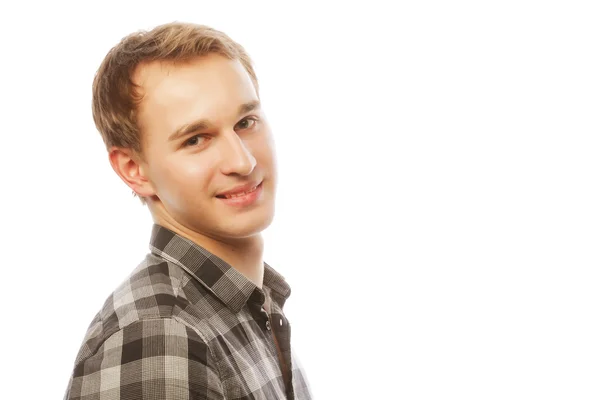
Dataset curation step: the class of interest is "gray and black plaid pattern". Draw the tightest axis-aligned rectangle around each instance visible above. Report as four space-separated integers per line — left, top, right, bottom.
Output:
64 224 313 399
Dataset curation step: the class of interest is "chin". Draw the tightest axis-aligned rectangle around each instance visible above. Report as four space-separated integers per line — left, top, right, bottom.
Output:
221 208 275 238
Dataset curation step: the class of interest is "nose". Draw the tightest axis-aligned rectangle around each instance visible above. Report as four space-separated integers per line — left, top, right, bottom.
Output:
218 130 257 176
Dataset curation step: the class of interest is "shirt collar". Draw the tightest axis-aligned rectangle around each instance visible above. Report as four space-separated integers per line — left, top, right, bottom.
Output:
148 223 291 313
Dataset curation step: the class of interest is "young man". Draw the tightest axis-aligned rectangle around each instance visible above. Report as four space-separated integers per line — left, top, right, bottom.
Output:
64 22 312 400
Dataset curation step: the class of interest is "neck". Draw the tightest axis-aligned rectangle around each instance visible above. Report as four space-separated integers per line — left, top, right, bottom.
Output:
151 211 265 289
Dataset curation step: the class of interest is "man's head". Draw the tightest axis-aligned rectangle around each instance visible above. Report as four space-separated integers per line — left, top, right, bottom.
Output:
93 22 277 241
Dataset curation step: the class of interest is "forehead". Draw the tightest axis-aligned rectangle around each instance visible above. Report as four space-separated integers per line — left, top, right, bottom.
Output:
133 54 258 129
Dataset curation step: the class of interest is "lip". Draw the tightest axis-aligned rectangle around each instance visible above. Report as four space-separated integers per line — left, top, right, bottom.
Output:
217 181 263 207
216 180 262 197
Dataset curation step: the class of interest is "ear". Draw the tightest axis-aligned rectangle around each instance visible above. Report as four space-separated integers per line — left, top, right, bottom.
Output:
108 147 156 198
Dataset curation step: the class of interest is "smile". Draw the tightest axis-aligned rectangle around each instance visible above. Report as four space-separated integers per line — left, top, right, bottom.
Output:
216 181 264 207
217 183 260 199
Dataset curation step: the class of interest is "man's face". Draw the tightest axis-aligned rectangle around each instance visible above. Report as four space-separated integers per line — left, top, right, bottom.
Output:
133 54 277 240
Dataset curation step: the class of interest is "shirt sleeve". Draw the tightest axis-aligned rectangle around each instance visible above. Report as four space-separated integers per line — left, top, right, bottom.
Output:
64 318 226 400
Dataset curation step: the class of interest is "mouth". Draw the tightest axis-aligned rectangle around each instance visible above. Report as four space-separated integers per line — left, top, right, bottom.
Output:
216 181 263 200
215 181 264 207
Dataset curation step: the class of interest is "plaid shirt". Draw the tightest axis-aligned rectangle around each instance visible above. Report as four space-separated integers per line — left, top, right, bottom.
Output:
64 224 313 399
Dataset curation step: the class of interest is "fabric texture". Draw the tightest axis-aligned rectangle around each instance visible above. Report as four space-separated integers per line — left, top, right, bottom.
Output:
64 223 312 400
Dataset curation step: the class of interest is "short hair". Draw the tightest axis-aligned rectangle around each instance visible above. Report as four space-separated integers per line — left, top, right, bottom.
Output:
92 22 260 205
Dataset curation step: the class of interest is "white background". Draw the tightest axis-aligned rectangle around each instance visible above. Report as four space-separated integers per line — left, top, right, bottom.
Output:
1 1 599 399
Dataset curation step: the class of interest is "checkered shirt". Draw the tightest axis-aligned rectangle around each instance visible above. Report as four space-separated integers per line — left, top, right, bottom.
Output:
64 223 313 399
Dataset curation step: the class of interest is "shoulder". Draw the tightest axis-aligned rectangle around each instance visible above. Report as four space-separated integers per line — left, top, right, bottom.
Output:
66 318 224 400
72 253 191 366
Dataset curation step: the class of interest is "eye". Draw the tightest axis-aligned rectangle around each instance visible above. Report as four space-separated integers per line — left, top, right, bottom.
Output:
183 134 207 148
236 116 259 131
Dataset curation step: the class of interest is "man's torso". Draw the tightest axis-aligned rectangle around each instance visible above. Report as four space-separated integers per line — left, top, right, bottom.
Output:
64 224 312 400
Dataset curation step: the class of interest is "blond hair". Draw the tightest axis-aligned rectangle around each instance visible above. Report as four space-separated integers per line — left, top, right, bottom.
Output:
92 22 260 205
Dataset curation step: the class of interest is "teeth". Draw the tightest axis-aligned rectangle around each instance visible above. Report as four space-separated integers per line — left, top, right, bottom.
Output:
223 184 258 199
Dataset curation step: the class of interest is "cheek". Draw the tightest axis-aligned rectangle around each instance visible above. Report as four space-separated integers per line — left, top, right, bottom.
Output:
158 158 213 199
254 132 276 165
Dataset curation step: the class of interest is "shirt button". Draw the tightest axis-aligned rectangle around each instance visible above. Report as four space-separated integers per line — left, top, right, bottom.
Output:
265 319 271 331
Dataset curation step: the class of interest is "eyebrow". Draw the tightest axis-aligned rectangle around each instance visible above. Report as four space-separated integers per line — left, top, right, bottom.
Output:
168 100 261 142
